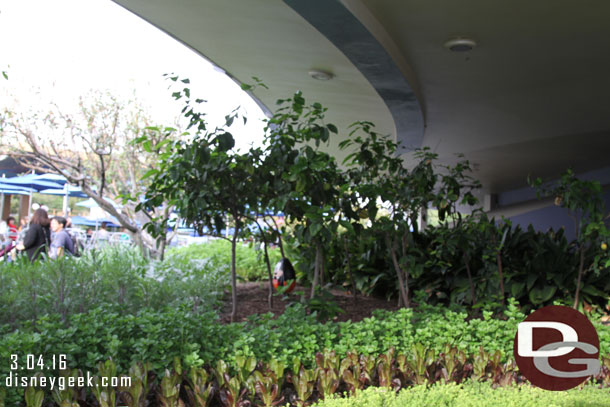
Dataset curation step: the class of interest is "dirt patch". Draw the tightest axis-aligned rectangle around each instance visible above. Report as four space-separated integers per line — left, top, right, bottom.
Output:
219 282 399 323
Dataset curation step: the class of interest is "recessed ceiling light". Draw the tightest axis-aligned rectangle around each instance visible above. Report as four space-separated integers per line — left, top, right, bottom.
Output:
444 38 477 52
309 69 334 81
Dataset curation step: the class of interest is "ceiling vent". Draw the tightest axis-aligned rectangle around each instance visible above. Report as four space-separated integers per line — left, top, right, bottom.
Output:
308 69 334 81
444 38 477 52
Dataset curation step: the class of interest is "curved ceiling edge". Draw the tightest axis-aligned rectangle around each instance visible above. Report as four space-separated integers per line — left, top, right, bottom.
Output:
284 0 425 151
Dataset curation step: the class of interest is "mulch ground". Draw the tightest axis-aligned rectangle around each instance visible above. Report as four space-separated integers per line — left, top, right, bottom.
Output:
219 282 610 325
219 282 399 323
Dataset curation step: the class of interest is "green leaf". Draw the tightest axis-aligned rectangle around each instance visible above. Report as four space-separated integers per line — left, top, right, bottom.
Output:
310 222 322 238
216 133 235 152
510 282 525 298
526 273 538 291
528 286 556 305
339 220 355 235
141 169 159 180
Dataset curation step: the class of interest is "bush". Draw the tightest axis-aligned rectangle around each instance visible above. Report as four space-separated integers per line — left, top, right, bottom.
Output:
2 300 607 379
237 299 608 366
311 382 610 407
290 222 610 313
169 239 282 281
0 245 229 326
1 301 609 406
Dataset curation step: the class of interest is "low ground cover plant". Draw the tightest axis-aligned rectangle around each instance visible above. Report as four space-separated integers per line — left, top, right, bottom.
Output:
2 300 608 375
309 382 610 407
1 299 608 405
1 350 609 406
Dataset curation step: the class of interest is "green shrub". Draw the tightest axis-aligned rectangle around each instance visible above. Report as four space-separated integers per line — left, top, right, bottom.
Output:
310 382 610 407
169 239 282 281
1 301 609 406
1 300 608 379
0 245 229 326
290 218 610 312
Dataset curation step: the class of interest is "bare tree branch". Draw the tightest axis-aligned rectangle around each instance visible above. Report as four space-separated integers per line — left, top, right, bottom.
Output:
0 89 183 258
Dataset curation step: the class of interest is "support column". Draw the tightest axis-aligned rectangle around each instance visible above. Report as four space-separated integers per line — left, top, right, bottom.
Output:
18 195 30 224
1 194 10 220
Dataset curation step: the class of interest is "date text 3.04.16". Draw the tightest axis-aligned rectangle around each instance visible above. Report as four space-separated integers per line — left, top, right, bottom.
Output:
10 354 67 371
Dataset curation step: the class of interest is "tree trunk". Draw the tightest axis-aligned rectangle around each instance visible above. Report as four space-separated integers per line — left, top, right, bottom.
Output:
400 232 411 307
573 244 586 309
132 232 147 259
490 232 505 307
263 239 274 310
319 245 325 287
249 217 274 310
343 236 357 303
310 241 322 299
158 237 167 262
463 253 476 306
160 215 181 262
496 251 505 307
267 216 285 259
386 233 410 308
230 220 240 322
81 183 171 259
81 183 137 233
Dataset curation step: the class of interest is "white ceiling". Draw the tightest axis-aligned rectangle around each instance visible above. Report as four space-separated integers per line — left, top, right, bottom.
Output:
112 0 610 192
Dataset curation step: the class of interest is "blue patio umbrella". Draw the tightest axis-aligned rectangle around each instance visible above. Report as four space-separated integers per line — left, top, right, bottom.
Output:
69 216 120 228
1 174 64 191
37 174 100 213
3 175 79 216
1 175 61 218
0 189 30 196
97 217 121 228
69 216 99 227
34 174 68 185
70 215 120 229
39 185 89 199
0 183 32 194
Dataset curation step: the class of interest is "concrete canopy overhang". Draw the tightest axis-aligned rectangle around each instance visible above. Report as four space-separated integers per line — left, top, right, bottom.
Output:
111 0 610 194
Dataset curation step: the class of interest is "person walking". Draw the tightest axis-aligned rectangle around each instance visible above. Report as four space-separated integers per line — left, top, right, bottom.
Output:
49 216 74 259
16 208 51 262
93 221 110 245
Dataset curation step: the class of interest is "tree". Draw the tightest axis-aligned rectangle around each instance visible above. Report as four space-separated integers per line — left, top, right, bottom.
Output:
531 169 610 309
139 79 262 321
261 91 343 299
0 90 179 258
337 121 403 301
339 122 481 308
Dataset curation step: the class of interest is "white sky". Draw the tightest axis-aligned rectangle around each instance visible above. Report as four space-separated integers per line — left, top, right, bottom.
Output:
0 0 267 150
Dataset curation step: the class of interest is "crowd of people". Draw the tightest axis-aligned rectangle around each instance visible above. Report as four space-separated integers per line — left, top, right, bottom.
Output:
0 208 126 262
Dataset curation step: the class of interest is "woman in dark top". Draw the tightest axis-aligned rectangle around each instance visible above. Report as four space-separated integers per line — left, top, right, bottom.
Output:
16 208 51 262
